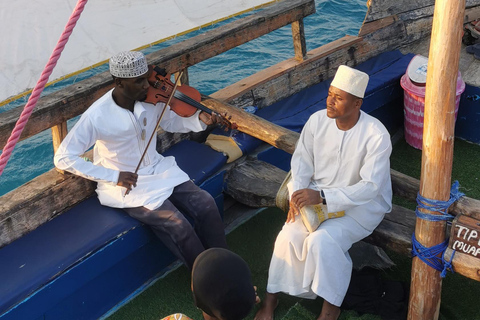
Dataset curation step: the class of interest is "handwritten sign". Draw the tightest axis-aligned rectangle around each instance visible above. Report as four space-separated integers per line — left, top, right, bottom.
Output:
448 215 480 259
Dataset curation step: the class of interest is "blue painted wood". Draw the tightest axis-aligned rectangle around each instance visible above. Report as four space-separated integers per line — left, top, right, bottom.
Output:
0 140 228 320
257 147 292 172
456 84 480 144
1 224 167 320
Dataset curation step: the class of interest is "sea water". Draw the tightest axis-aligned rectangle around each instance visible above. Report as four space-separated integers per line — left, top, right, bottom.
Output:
0 0 367 196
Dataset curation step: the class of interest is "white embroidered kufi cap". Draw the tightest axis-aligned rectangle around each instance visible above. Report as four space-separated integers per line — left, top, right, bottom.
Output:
109 51 148 78
330 65 369 98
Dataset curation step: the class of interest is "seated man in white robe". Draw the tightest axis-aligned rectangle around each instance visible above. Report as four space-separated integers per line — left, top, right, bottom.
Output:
255 65 392 320
54 51 228 270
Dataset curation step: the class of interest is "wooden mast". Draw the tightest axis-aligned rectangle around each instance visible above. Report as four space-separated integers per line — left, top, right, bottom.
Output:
407 0 466 319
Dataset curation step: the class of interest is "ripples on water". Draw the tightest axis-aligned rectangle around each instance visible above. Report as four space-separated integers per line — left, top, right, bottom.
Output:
0 0 367 196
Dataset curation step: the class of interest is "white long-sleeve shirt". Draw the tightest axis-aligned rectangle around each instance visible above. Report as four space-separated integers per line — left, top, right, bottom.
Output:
54 89 207 210
288 109 392 231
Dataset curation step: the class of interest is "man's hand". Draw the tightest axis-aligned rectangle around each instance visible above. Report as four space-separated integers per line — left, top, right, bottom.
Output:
290 188 321 210
199 111 217 125
117 171 138 190
199 111 231 126
286 203 300 223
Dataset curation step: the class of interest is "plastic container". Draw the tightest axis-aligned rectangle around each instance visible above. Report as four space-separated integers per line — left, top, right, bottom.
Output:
400 55 465 149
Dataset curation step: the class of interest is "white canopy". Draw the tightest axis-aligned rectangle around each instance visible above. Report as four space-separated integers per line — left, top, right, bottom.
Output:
0 0 274 105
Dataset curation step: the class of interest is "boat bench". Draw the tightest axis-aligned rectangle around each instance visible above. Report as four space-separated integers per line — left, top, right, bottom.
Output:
0 140 227 320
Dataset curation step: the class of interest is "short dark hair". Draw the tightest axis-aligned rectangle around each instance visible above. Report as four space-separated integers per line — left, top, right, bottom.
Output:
192 248 255 320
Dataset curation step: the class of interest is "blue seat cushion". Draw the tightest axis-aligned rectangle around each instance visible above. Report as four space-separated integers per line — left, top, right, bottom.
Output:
163 139 227 185
256 50 415 131
0 197 138 315
211 51 415 156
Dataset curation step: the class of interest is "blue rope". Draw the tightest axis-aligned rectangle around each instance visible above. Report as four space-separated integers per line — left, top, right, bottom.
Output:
415 181 464 222
411 181 464 277
441 249 456 278
411 234 456 278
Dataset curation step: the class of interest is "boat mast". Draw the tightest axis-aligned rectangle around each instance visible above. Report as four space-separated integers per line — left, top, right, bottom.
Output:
407 0 465 319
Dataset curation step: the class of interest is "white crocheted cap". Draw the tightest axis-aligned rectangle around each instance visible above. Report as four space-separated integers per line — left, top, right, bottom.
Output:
330 65 369 98
109 51 148 78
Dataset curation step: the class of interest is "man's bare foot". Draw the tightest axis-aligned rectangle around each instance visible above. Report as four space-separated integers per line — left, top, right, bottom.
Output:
317 300 341 320
254 292 278 320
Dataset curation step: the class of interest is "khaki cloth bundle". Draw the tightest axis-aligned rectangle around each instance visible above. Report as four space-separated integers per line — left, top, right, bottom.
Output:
276 171 345 233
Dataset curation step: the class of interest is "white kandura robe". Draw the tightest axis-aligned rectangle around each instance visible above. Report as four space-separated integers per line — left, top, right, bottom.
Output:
54 89 207 210
267 110 393 306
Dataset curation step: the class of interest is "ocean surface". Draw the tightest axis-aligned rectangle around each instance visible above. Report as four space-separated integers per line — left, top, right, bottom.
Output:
0 0 367 196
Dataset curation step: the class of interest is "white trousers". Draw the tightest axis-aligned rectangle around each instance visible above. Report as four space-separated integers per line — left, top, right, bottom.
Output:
266 215 374 306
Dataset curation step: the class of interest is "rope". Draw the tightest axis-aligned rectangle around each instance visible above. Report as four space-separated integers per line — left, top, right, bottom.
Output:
411 181 464 277
415 180 464 222
0 0 89 177
411 235 456 278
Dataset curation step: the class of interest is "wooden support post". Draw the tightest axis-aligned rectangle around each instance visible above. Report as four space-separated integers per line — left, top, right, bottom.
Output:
407 0 465 319
174 68 189 85
51 122 68 154
291 19 307 61
51 122 68 174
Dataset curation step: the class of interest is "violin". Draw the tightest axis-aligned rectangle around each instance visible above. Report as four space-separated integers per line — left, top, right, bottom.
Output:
144 66 236 129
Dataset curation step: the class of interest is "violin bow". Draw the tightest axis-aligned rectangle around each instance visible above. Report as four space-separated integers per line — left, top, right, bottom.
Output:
124 71 184 196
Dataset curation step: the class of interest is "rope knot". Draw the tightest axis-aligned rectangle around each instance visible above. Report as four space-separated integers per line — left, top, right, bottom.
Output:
411 181 464 277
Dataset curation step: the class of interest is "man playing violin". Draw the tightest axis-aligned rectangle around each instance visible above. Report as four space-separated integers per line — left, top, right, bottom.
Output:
54 51 227 269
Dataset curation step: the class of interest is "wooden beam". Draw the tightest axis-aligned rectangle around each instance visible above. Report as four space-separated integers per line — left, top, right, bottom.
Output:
443 215 480 281
360 3 480 60
391 169 480 220
364 0 436 23
364 204 416 256
0 0 316 149
201 95 300 154
291 19 307 61
211 35 363 104
0 73 113 150
407 0 466 319
359 15 398 37
224 159 287 208
444 248 480 282
0 169 96 248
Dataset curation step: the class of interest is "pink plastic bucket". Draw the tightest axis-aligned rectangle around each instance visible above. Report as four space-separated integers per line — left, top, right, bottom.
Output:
400 71 465 150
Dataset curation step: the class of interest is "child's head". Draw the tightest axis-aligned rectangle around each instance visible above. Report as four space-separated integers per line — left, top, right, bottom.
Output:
192 248 256 320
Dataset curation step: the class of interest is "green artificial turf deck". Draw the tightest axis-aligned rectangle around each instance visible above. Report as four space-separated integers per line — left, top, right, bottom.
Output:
108 138 480 320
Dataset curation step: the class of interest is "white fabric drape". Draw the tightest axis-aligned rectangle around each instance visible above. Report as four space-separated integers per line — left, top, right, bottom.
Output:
0 0 275 103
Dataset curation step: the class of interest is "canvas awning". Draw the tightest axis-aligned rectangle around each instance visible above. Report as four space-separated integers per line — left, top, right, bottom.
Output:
0 0 275 105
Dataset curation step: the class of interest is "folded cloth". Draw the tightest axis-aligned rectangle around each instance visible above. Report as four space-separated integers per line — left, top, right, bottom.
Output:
205 133 243 163
466 43 480 54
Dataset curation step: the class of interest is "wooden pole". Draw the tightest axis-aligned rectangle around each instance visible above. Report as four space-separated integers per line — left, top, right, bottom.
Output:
291 19 307 61
407 0 465 319
51 122 68 154
201 95 300 154
174 68 189 85
51 121 68 174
